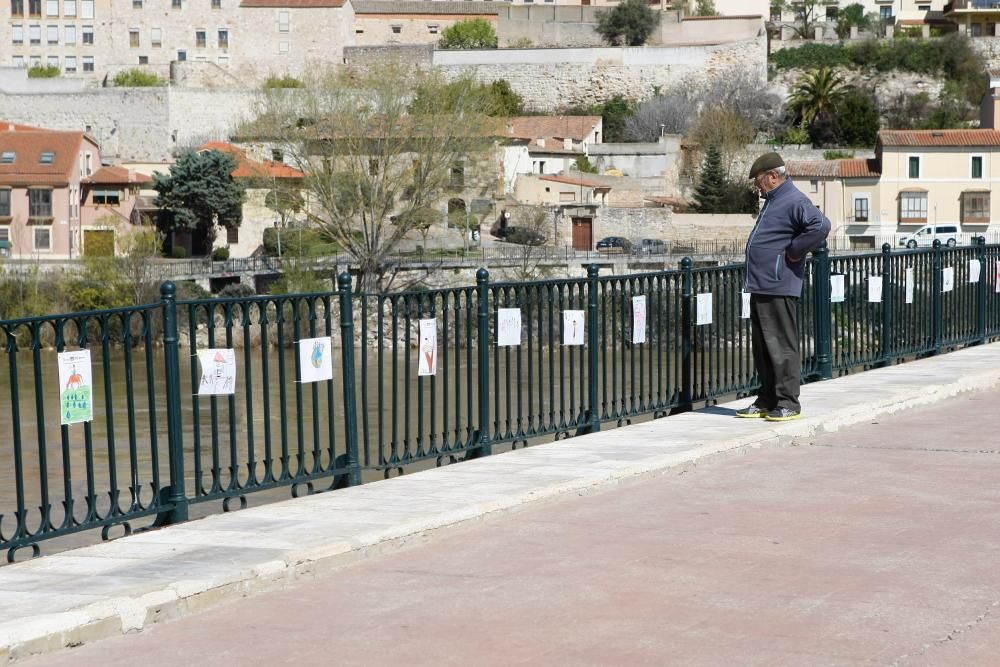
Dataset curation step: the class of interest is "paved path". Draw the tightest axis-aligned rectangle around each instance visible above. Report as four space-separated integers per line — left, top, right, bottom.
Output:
4 343 1000 664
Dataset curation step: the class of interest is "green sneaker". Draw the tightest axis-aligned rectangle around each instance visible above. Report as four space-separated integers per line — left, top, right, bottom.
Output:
735 404 770 419
765 408 801 422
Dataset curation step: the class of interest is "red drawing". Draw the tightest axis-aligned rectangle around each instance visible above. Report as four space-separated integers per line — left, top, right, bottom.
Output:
65 368 83 389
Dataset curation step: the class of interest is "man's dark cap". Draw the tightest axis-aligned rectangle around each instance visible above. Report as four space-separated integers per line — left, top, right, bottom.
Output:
748 152 784 179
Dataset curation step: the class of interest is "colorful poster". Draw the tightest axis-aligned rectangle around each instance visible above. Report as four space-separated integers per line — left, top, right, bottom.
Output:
497 308 521 347
868 275 882 303
696 293 713 326
298 336 333 384
563 310 585 346
741 291 751 320
631 295 646 344
58 349 93 425
969 259 982 284
830 274 845 303
942 267 955 293
418 319 437 376
198 348 237 396
905 267 915 305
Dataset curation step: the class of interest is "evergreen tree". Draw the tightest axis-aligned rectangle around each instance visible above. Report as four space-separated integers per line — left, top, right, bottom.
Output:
595 0 660 46
693 144 725 214
153 150 245 250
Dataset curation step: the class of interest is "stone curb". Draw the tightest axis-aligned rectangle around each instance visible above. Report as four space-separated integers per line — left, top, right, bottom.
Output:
2 344 999 663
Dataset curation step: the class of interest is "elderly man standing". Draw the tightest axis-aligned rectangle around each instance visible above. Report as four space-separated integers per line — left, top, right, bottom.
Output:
737 153 830 422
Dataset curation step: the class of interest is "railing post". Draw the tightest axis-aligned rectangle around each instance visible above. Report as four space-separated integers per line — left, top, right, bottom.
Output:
586 263 601 434
476 268 492 457
675 257 693 413
879 243 893 366
337 272 362 486
812 241 833 380
976 236 987 344
160 281 189 525
932 239 943 355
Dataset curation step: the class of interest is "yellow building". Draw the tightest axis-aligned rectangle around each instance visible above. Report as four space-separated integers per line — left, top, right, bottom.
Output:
787 129 1000 249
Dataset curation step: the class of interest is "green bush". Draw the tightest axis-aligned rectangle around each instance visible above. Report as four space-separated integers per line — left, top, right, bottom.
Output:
211 246 230 261
27 65 61 78
113 69 165 87
171 246 188 259
823 149 854 160
217 283 256 298
783 124 811 145
262 74 305 90
439 18 498 49
771 42 852 71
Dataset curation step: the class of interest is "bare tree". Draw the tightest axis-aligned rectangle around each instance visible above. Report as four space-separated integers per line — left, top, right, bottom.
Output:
495 206 555 282
243 64 495 292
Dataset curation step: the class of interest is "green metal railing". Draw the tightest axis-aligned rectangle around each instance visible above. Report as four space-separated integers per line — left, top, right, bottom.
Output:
2 239 999 561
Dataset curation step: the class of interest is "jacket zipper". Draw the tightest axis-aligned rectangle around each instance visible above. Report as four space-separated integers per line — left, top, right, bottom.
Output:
744 198 770 290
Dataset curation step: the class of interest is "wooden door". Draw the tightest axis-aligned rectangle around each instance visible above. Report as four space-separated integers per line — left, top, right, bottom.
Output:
571 217 592 251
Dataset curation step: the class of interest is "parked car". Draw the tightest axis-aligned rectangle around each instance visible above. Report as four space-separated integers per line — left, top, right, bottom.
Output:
637 238 666 255
898 225 959 249
596 236 632 254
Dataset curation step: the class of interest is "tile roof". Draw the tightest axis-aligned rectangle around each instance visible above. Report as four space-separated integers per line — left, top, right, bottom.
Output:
83 165 152 185
539 173 613 188
502 116 602 144
785 158 880 179
0 121 48 132
0 128 87 186
353 0 498 14
198 142 305 180
879 129 1000 147
240 0 345 7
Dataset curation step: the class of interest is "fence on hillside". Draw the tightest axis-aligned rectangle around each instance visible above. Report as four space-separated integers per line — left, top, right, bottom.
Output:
1 239 999 561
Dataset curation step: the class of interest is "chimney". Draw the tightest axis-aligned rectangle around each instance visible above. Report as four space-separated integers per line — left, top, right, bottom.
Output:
564 137 573 151
537 138 545 148
506 122 514 134
128 168 136 182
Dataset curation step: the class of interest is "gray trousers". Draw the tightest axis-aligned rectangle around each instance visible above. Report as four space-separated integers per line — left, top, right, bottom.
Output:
749 294 800 412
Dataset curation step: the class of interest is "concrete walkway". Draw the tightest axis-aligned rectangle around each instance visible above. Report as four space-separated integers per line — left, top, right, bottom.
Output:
3 343 1000 664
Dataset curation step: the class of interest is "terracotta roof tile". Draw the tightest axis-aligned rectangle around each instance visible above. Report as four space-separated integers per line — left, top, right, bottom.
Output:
786 158 880 179
353 0 498 14
539 173 612 188
0 129 87 186
501 116 602 144
879 129 1000 147
198 142 304 180
83 165 152 185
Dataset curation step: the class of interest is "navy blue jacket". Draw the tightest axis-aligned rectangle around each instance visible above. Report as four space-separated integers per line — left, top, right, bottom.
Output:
744 178 831 297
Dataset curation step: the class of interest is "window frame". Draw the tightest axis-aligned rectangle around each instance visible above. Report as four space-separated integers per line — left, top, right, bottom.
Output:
853 194 870 223
971 154 984 180
12 24 24 44
82 55 93 71
63 0 74 15
907 155 921 179
44 0 56 15
33 226 52 252
28 187 53 220
129 28 140 47
64 24 75 44
47 23 58 43
82 24 93 44
961 191 990 224
217 28 228 48
899 191 928 223
0 188 11 218
11 0 24 16
80 0 92 18
195 29 206 47
92 188 121 206
64 54 76 72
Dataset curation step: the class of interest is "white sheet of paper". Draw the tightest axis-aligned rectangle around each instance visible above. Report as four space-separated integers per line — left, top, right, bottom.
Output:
696 292 713 326
969 259 982 284
868 275 882 303
631 296 647 344
298 336 333 383
198 348 237 396
830 274 845 303
418 319 437 376
497 308 521 347
58 349 93 425
905 267 915 304
996 261 1000 293
741 291 751 320
942 267 955 293
563 310 585 346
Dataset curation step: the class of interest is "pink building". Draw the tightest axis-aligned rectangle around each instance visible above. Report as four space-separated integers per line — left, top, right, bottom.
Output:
0 121 149 259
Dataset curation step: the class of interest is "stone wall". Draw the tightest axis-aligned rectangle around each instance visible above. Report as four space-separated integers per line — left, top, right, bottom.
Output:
430 38 766 111
0 86 253 161
591 208 754 247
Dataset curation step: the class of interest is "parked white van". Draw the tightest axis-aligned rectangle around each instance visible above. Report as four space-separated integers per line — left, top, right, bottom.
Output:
898 225 959 249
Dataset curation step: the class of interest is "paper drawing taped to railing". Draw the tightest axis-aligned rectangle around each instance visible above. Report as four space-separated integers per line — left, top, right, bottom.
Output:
831 274 845 303
969 259 982 284
198 348 236 395
418 319 437 376
741 291 751 320
696 293 713 325
563 310 585 346
497 308 521 346
996 261 1000 293
868 275 882 303
631 296 646 344
942 267 955 293
58 349 93 425
905 267 915 304
298 337 333 384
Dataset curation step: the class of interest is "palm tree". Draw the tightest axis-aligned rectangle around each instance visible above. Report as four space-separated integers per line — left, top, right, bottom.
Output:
786 67 848 126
